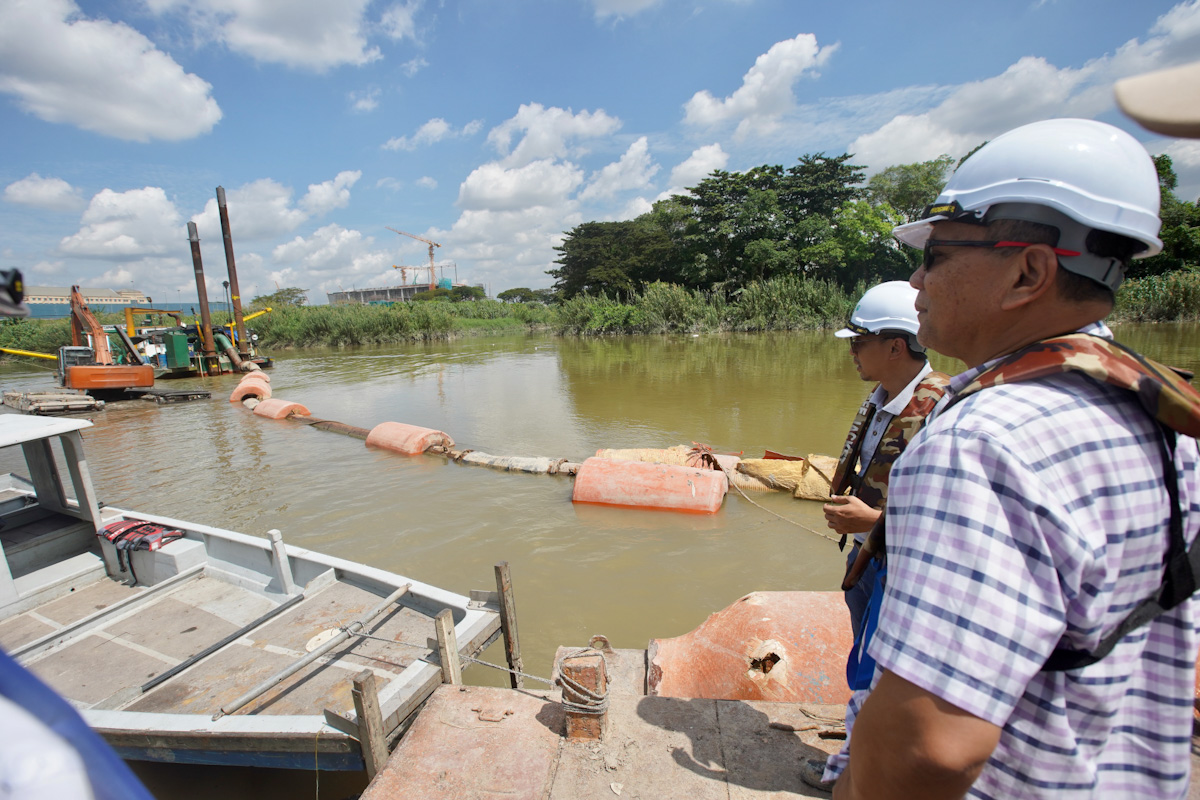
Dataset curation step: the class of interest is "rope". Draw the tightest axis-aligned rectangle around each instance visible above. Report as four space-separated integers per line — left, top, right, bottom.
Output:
716 462 840 543
554 647 610 716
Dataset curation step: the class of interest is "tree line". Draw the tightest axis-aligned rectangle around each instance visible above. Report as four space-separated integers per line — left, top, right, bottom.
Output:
534 151 1198 302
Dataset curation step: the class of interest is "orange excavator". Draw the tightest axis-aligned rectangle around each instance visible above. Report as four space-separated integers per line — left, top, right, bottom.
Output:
61 286 154 393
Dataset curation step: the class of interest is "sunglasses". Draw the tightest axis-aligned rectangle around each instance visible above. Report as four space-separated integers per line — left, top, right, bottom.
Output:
848 336 881 352
922 239 1081 270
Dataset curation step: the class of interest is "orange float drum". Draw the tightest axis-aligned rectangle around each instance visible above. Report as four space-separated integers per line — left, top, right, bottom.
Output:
572 457 728 514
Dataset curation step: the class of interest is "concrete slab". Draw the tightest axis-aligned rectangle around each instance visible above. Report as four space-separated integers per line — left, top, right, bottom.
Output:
361 647 846 800
362 685 564 800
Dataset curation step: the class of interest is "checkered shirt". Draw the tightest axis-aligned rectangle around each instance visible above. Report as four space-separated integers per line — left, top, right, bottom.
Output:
851 346 1200 797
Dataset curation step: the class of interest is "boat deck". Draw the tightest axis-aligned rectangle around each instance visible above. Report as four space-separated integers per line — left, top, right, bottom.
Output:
0 572 439 719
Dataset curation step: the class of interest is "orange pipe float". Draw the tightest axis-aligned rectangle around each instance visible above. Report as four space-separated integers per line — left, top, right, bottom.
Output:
230 376 272 403
365 422 454 456
252 398 310 419
571 457 728 513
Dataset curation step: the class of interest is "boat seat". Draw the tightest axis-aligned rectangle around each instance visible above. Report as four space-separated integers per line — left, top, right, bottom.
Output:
98 536 206 587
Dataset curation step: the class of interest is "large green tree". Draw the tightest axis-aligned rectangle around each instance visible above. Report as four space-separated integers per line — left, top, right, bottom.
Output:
1127 154 1200 278
866 155 955 223
548 219 674 299
251 287 308 308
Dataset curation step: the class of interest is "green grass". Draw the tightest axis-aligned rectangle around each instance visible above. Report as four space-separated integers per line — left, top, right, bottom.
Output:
1113 270 1200 322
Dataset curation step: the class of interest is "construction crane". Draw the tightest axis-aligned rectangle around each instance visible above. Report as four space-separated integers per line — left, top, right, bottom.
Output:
386 227 442 291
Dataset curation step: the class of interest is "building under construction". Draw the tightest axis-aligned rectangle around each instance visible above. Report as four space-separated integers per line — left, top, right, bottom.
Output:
326 282 484 306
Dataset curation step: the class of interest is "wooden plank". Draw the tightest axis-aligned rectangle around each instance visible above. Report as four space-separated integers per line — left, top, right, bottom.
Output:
495 561 524 689
434 609 461 685
11 564 205 660
352 670 387 780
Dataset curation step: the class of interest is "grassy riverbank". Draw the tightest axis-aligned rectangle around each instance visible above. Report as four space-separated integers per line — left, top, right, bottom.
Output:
1 271 1197 355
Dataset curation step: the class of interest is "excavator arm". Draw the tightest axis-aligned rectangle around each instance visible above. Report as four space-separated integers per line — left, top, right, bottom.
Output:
70 286 114 364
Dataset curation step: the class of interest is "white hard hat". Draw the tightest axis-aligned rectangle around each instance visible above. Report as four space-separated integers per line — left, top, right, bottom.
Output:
893 118 1162 292
835 281 922 351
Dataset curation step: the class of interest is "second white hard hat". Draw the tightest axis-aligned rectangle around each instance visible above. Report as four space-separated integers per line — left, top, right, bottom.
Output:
835 281 922 351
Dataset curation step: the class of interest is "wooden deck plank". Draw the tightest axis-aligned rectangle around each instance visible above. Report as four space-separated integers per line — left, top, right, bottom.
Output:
35 577 141 625
28 635 174 705
102 595 242 661
0 612 56 650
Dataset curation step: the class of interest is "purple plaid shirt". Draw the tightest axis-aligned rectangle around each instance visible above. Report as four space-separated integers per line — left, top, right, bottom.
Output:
843 339 1200 797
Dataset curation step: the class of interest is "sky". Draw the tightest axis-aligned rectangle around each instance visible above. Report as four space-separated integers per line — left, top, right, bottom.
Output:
2 0 1199 306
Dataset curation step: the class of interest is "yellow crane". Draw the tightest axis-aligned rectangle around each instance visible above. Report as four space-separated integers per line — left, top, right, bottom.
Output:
386 227 442 291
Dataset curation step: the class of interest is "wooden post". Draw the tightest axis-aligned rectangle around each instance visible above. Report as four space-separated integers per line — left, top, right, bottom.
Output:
559 649 607 741
494 561 524 689
434 609 462 685
352 670 387 780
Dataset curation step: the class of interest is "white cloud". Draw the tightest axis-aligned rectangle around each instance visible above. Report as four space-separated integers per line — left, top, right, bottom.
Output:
684 33 838 138
301 170 361 216
0 0 221 142
381 1 421 40
59 187 183 259
4 173 85 212
271 224 392 296
416 176 438 189
191 179 308 241
1161 139 1200 202
434 205 583 289
662 143 730 197
487 103 622 167
383 118 483 151
579 137 659 200
401 57 428 77
848 2 1200 171
458 160 584 211
350 87 380 112
377 177 403 191
149 0 380 72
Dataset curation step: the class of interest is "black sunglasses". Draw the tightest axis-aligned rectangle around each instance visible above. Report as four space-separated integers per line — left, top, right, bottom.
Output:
922 239 1081 270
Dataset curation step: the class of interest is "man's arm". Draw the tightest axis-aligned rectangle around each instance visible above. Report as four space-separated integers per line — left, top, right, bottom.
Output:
833 670 1001 800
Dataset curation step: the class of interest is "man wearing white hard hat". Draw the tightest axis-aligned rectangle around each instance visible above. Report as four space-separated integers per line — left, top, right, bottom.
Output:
801 281 949 791
828 117 1200 800
824 281 948 642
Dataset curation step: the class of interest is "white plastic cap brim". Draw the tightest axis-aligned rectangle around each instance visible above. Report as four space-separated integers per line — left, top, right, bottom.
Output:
892 216 946 249
1115 60 1200 139
833 328 858 338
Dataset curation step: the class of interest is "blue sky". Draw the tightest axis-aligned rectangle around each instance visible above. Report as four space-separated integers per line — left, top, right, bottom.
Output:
2 0 1198 306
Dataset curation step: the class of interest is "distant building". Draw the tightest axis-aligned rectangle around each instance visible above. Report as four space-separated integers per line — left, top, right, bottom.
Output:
25 286 152 306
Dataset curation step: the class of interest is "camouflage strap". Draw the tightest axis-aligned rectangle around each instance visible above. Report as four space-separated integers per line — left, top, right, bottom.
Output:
952 333 1200 437
854 372 951 512
949 333 1200 671
830 394 875 499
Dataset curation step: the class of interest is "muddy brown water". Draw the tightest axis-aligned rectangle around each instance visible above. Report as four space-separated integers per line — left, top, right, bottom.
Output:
1 323 1197 798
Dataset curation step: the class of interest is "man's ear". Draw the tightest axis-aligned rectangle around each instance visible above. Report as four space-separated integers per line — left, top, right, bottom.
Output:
1000 244 1058 311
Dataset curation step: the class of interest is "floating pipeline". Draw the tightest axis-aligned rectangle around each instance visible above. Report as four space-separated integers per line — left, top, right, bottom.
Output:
231 393 836 515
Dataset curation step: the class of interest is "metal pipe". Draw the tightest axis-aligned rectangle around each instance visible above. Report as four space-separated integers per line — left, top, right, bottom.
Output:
212 583 411 720
186 222 217 358
216 187 250 358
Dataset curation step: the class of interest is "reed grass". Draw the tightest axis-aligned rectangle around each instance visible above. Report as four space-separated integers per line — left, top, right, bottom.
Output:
1112 270 1200 322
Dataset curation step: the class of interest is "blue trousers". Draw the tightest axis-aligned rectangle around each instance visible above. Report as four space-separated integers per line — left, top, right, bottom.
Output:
843 543 879 643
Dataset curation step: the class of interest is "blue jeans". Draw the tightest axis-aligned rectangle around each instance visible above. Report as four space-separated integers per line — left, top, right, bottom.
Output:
843 543 878 643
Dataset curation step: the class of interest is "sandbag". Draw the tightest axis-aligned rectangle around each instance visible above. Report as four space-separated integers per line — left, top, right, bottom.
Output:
737 454 836 501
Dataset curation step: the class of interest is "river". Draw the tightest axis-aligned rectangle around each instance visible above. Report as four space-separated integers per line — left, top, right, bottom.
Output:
2 323 1198 797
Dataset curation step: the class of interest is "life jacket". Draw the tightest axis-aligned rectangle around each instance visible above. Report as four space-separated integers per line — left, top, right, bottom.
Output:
97 520 186 587
945 332 1200 670
830 372 950 549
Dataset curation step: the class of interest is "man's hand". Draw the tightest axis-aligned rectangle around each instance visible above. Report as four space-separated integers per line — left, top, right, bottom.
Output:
833 671 1000 800
823 495 881 535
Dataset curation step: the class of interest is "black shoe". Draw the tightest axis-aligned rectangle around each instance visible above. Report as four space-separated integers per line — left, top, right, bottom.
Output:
800 757 836 792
